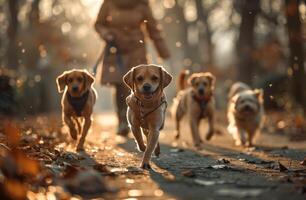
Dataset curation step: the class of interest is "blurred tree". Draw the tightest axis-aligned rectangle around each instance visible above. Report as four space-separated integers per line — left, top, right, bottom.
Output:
6 0 19 69
285 0 306 115
195 0 214 66
26 0 41 69
29 0 40 26
237 0 260 84
179 0 201 69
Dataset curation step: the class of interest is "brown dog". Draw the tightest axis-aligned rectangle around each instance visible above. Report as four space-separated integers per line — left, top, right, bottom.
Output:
172 72 216 147
123 64 172 169
56 69 97 151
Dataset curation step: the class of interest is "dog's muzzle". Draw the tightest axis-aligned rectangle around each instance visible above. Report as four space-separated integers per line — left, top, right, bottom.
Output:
198 88 205 95
143 83 152 93
141 83 156 99
72 86 79 92
242 105 254 112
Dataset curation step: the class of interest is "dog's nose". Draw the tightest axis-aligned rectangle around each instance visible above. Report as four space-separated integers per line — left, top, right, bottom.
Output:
244 105 251 110
198 88 205 95
143 83 151 92
72 86 79 92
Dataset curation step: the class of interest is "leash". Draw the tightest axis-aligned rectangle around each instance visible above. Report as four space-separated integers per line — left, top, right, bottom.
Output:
136 97 167 119
92 41 125 76
135 96 167 130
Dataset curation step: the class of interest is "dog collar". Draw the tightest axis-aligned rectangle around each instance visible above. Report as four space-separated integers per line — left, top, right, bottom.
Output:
67 91 89 116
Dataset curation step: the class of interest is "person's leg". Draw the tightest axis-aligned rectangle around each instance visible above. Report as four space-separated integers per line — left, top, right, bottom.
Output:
114 83 130 136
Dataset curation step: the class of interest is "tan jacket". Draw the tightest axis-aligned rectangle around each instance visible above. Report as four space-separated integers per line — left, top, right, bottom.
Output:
95 0 170 84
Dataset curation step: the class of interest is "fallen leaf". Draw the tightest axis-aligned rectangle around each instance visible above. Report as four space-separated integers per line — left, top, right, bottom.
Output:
181 169 196 178
300 158 306 166
216 188 263 198
217 158 230 164
65 169 109 198
93 163 109 173
12 150 40 176
278 162 288 172
194 179 225 186
4 180 27 200
170 148 184 153
4 122 20 148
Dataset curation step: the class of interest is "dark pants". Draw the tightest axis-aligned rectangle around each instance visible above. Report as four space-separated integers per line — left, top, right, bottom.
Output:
114 83 130 135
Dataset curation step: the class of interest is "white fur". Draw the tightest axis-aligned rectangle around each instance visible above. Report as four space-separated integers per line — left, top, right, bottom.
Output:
227 82 264 146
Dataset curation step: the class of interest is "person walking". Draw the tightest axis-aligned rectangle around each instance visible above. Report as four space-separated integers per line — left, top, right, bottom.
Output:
95 0 170 136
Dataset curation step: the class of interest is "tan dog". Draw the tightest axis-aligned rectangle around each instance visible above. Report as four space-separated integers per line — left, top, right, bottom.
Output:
123 64 172 169
227 82 264 147
56 69 97 151
172 72 216 147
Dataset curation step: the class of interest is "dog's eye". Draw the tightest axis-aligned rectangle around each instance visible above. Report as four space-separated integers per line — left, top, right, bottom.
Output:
203 82 207 86
151 75 158 81
67 78 73 83
77 77 83 82
136 76 143 82
195 82 199 86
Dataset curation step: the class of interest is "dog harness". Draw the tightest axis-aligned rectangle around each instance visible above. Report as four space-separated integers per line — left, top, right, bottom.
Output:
127 94 167 130
137 96 167 130
67 91 89 116
192 93 211 118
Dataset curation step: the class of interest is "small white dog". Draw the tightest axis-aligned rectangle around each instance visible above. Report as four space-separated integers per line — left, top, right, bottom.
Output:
227 82 264 146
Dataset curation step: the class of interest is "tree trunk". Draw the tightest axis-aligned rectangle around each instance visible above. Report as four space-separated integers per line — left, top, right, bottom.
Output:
26 0 41 69
237 0 260 84
6 0 19 69
285 0 306 115
195 0 214 66
29 0 40 26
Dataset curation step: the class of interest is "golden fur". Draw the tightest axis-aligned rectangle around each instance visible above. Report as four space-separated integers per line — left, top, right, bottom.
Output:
123 64 172 169
56 69 97 151
172 72 216 147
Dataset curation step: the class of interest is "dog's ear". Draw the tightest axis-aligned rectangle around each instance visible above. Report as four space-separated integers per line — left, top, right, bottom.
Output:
187 74 198 86
254 89 264 102
56 72 68 93
83 70 95 90
161 67 172 88
123 68 134 90
205 72 216 88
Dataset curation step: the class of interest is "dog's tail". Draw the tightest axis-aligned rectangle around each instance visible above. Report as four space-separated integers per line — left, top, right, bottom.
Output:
177 69 190 91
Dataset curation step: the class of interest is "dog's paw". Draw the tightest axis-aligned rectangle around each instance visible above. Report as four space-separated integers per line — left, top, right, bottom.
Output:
175 132 180 140
140 163 151 170
235 140 242 146
245 141 253 147
205 131 214 141
69 129 78 140
154 145 160 157
194 142 202 150
76 144 85 152
137 144 146 152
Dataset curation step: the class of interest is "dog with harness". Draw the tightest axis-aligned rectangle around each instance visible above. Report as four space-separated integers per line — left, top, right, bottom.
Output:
172 72 216 148
123 64 172 169
56 69 97 151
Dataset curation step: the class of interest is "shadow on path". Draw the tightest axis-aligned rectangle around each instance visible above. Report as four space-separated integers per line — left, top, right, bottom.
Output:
117 137 306 200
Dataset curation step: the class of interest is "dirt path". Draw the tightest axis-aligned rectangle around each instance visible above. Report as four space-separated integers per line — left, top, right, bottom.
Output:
68 112 306 200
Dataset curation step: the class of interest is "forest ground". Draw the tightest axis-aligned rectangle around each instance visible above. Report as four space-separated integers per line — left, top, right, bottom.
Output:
1 111 306 200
